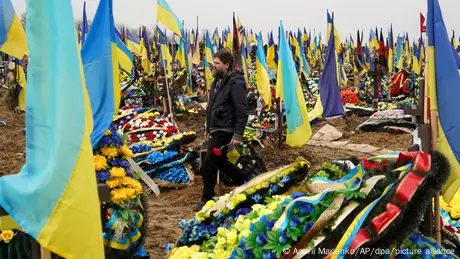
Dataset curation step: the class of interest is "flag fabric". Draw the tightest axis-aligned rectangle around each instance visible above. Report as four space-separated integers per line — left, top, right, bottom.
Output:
126 29 141 55
0 0 104 257
255 32 271 111
0 0 28 59
420 13 427 33
15 59 26 111
388 25 394 73
158 27 173 78
140 26 153 75
427 0 460 203
82 1 89 44
81 0 131 145
276 21 312 147
204 31 214 89
266 31 277 74
310 12 344 120
157 0 183 37
232 12 242 71
378 29 388 73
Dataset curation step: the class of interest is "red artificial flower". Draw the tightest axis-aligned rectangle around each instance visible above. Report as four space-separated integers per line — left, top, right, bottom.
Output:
358 158 372 169
130 134 139 142
141 117 147 122
132 126 139 130
213 148 222 156
124 124 131 130
263 122 270 128
148 121 154 127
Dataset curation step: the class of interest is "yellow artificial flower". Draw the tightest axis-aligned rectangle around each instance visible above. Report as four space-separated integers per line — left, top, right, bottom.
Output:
217 227 228 237
106 179 122 189
119 145 134 158
0 230 14 243
214 237 226 248
168 245 201 259
195 211 208 223
191 252 209 259
212 249 231 259
94 155 108 171
110 167 126 178
239 229 251 239
202 200 216 211
226 230 238 246
262 181 269 188
104 130 112 136
101 147 118 159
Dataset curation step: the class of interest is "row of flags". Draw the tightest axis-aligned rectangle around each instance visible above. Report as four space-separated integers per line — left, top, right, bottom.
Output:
0 0 460 258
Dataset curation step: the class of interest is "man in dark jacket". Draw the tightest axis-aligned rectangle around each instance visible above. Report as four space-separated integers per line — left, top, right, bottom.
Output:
196 49 249 210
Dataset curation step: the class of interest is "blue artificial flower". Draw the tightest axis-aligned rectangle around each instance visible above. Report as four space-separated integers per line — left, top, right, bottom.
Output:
303 222 314 233
216 212 225 221
291 192 305 199
198 224 209 238
252 194 263 203
243 248 253 259
262 251 277 259
259 215 267 223
290 216 301 228
96 171 110 182
208 223 217 235
343 198 349 206
99 136 111 147
236 208 252 217
266 220 275 231
238 241 246 248
279 231 288 244
136 247 148 257
298 202 315 215
270 184 279 193
256 233 267 246
280 175 290 184
163 243 175 255
109 134 123 147
249 224 255 232
229 256 237 259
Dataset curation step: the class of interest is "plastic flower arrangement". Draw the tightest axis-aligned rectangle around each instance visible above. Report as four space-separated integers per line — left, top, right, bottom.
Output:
175 160 309 247
441 190 460 219
309 162 347 180
340 90 360 105
151 165 190 185
0 230 15 243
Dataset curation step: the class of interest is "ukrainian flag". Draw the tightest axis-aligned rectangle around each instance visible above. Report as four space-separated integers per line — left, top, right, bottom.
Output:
140 26 153 75
0 0 28 59
204 31 214 89
241 44 250 88
158 27 173 78
276 21 312 147
81 0 132 145
427 0 460 203
126 29 141 56
309 12 344 120
0 0 103 257
15 59 26 111
157 0 183 37
82 1 88 44
388 24 394 73
255 32 271 111
266 31 277 73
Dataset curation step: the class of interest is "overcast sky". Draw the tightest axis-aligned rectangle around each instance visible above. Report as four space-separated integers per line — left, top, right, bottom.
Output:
11 0 460 42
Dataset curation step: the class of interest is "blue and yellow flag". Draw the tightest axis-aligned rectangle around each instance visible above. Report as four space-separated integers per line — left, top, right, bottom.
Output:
276 21 312 147
427 0 460 203
255 32 271 111
126 29 141 56
15 59 26 111
140 26 153 75
204 30 214 89
310 12 344 120
0 0 28 59
0 0 103 257
388 24 394 73
157 0 183 37
267 31 277 75
81 0 132 145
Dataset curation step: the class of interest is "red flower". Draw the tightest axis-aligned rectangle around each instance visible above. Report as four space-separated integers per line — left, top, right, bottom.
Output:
213 148 222 156
130 134 139 142
124 124 131 130
263 122 270 128
132 126 139 130
141 118 147 122
148 121 154 127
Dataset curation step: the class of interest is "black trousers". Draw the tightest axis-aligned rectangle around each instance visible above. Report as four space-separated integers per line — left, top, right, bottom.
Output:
201 131 248 202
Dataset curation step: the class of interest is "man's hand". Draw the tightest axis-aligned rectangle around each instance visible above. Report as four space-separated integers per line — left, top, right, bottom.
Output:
204 132 210 141
231 139 242 146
